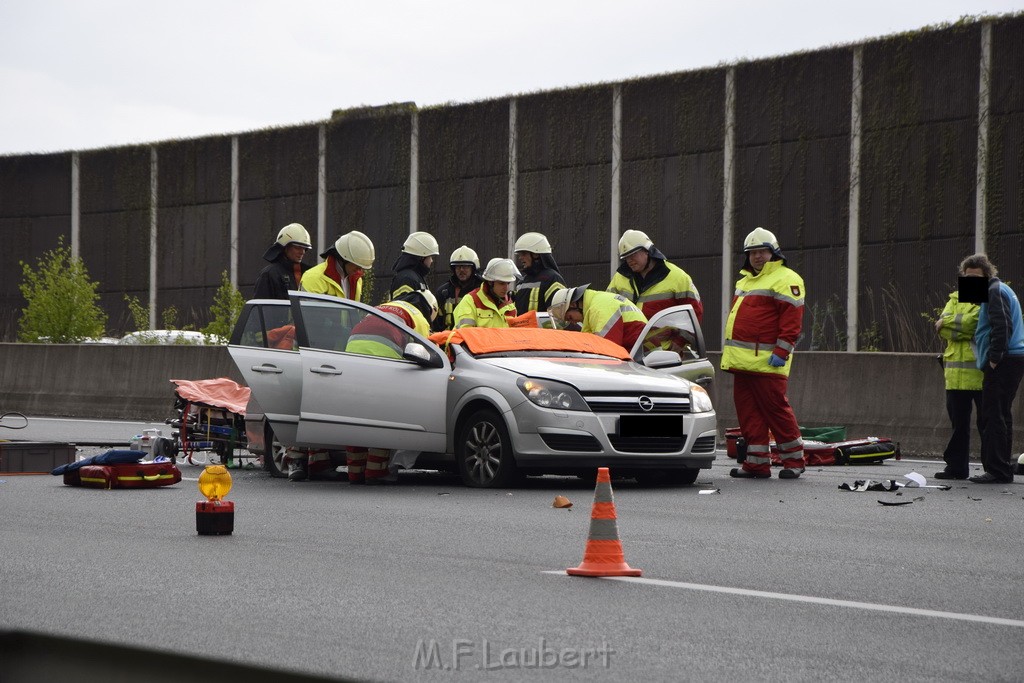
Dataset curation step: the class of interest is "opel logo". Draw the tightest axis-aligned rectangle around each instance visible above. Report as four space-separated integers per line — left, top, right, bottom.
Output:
638 395 654 412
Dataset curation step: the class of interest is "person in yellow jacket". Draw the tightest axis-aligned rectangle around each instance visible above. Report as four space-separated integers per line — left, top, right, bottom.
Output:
288 230 375 481
344 289 438 484
549 285 648 351
933 284 984 480
300 230 375 302
452 258 518 328
721 227 806 480
607 229 703 323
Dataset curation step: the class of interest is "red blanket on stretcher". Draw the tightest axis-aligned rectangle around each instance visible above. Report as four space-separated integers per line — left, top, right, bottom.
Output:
170 378 250 415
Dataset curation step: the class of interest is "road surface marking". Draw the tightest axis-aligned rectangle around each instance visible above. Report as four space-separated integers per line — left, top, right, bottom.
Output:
542 571 1024 628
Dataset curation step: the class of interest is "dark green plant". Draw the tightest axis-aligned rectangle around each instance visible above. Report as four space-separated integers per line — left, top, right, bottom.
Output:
18 238 108 343
201 271 246 342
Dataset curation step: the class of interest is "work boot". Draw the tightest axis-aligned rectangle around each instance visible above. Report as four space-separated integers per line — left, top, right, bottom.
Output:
730 468 769 479
778 468 804 479
287 460 308 481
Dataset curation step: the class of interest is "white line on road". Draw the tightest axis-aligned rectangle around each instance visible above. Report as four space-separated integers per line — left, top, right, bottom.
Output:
542 571 1024 628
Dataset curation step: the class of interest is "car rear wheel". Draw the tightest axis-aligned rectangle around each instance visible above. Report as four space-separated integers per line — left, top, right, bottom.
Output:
457 409 520 488
263 421 288 478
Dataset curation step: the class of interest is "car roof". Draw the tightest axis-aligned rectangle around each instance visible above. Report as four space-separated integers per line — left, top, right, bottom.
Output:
427 327 631 359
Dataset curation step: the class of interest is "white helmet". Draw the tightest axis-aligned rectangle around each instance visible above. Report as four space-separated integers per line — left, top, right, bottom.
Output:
513 232 552 254
276 223 312 249
481 258 519 283
743 227 780 253
419 289 439 322
618 229 654 259
334 230 375 269
402 231 440 258
449 245 480 269
548 284 588 323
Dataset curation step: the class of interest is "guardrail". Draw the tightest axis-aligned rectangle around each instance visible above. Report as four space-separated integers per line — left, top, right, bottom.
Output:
1 344 1020 456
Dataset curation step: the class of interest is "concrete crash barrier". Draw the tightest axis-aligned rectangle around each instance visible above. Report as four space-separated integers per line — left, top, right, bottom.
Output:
709 352 1022 458
0 344 1019 456
0 343 243 421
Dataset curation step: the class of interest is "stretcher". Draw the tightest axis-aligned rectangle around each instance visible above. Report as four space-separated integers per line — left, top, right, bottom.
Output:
167 378 254 467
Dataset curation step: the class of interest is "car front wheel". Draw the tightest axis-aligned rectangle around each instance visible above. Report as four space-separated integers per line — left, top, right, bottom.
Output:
456 409 520 488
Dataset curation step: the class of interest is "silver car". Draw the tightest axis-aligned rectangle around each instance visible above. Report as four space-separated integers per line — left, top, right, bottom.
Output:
230 292 716 488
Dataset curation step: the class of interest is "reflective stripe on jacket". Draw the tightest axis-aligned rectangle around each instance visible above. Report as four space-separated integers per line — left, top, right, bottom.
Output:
452 288 516 328
720 259 804 377
300 260 363 301
607 260 703 322
345 301 430 358
937 291 983 391
581 289 648 351
514 269 566 315
434 275 483 332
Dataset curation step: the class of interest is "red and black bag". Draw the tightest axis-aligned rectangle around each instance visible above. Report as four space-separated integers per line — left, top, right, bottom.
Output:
70 461 181 489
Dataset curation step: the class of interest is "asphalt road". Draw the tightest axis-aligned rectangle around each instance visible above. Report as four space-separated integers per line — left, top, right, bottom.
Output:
2 419 1023 682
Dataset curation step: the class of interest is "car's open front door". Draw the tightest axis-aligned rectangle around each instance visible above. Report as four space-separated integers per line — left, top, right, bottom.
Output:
630 304 714 388
291 294 450 452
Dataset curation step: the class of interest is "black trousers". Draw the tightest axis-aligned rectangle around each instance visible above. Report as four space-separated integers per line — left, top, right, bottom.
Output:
942 389 983 476
978 355 1024 480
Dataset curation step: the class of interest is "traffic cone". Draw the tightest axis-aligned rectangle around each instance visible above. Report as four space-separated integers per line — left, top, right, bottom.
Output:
567 467 642 577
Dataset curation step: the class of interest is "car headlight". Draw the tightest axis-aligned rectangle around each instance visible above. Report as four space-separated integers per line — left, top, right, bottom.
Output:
690 385 714 413
517 377 588 411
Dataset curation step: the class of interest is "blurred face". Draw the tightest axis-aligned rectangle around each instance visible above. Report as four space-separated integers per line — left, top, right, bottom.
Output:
624 249 650 274
747 247 772 273
490 281 511 298
284 244 307 264
423 255 435 269
564 304 584 324
515 251 535 270
453 265 473 283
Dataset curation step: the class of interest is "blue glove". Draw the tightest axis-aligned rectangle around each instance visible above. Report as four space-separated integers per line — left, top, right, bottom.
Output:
768 353 787 367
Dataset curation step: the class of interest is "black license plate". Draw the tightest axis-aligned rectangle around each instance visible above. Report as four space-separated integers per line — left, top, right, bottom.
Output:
618 415 683 438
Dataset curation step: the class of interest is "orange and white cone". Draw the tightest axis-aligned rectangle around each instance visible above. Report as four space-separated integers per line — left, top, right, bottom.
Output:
567 467 642 577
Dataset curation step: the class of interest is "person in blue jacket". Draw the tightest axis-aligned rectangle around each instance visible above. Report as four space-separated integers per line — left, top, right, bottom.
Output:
960 254 1024 484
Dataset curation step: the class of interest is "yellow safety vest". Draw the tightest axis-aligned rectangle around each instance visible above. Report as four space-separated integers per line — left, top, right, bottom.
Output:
453 288 516 328
937 291 983 391
300 261 363 302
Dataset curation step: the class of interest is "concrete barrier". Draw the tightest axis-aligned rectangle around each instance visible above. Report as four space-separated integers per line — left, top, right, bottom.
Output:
1 344 1021 457
0 343 242 421
709 352 1024 457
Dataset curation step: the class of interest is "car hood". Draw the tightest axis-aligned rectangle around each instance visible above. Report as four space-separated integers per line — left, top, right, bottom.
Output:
479 356 692 393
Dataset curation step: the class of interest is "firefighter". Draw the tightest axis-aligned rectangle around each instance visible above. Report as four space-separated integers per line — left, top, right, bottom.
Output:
933 279 984 480
300 230 375 300
253 223 312 300
344 289 438 484
452 258 518 328
548 285 648 351
607 229 703 322
288 230 375 481
391 231 440 300
721 227 806 479
433 245 482 332
513 232 566 315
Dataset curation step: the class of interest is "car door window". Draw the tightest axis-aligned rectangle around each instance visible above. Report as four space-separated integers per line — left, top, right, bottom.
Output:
636 308 702 363
295 298 358 351
233 303 295 350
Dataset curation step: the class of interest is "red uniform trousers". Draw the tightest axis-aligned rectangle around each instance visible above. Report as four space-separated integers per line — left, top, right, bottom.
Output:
733 372 804 475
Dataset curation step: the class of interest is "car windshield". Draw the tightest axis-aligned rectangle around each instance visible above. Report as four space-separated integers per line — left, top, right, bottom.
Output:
427 327 631 361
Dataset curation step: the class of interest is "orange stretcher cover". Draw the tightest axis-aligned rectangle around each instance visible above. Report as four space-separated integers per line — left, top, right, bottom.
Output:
427 327 632 360
169 378 251 415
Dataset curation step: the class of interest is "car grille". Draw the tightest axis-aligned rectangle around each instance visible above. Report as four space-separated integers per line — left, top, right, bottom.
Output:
539 433 603 452
608 435 685 453
584 394 690 414
692 435 717 453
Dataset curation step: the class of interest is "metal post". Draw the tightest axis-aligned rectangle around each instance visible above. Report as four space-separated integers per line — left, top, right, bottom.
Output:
230 136 239 287
975 22 992 254
847 47 863 352
70 153 80 260
149 147 158 330
721 68 736 332
318 124 327 256
409 111 419 234
610 84 622 279
508 98 518 256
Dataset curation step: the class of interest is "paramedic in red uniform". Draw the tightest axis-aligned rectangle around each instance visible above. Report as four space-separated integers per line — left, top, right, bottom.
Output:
721 227 806 479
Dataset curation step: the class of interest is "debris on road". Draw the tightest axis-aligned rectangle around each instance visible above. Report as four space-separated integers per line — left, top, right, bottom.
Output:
552 495 573 508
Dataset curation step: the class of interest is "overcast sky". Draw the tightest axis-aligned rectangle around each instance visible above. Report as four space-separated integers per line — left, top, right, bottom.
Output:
1 1 1021 156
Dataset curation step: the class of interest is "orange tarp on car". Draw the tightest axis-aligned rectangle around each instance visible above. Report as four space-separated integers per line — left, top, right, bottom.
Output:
427 327 631 360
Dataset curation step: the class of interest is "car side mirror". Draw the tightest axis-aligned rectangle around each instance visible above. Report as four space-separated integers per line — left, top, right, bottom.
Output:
644 350 683 369
403 342 444 368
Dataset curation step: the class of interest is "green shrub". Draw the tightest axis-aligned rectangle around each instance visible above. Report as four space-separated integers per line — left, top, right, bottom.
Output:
201 271 246 342
18 239 108 343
